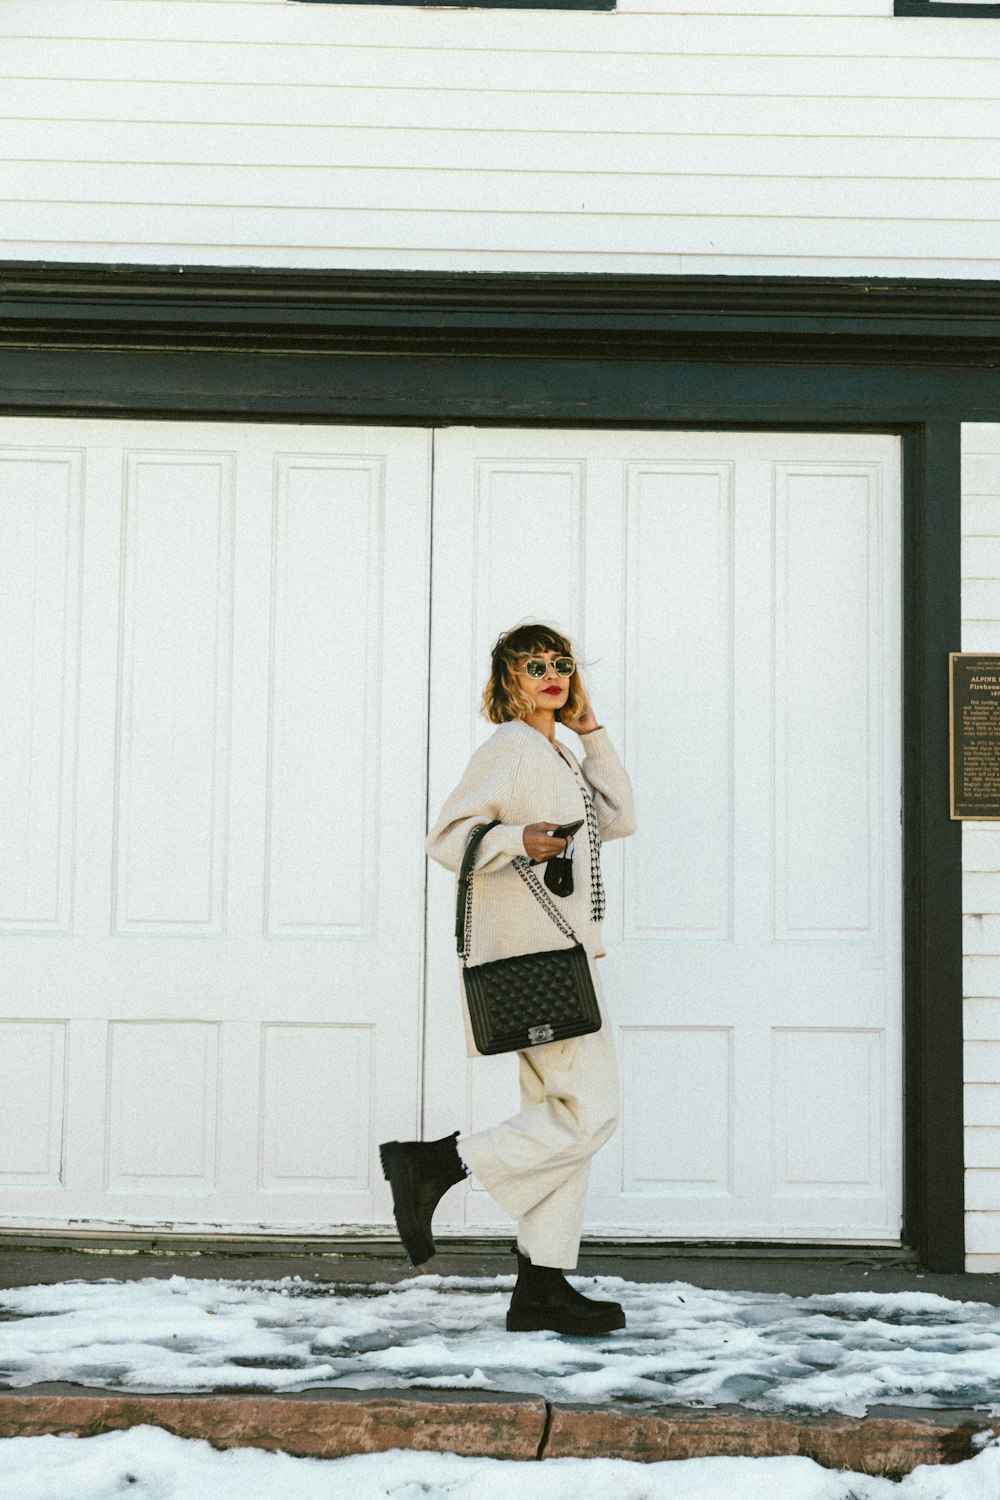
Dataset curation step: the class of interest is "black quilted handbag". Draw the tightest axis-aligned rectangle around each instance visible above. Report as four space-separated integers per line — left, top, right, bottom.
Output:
456 820 602 1056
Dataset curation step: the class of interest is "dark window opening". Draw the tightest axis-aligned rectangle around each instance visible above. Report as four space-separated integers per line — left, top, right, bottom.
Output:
895 1 1000 15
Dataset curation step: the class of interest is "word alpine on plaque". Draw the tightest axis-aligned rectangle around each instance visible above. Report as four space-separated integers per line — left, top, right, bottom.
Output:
950 653 1000 820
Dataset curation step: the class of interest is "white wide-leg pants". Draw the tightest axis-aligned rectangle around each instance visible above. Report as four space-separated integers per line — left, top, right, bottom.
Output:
457 970 619 1270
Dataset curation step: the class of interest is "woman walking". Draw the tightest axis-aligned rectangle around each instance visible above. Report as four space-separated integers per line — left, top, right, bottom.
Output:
380 624 636 1335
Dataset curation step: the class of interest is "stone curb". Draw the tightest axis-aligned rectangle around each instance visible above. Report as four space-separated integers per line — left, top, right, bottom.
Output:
545 1404 999 1477
0 1390 546 1462
0 1389 996 1477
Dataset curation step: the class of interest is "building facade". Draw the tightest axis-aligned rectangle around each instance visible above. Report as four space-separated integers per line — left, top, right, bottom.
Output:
1 0 999 1271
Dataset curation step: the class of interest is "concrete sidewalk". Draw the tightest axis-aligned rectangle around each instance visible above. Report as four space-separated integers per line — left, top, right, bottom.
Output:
3 1240 999 1302
1 1243 998 1480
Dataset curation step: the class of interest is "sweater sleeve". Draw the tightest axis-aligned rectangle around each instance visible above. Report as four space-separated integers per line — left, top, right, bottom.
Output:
425 734 529 876
578 727 637 841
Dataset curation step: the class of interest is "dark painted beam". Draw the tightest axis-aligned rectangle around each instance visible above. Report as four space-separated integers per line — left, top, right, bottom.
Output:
2 264 1000 364
4 346 1000 428
902 423 966 1271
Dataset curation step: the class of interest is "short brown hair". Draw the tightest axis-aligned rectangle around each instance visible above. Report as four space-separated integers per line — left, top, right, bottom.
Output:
482 623 588 725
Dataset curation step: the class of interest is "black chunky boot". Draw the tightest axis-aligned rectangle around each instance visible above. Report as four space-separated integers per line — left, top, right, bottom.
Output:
379 1131 467 1267
506 1247 626 1335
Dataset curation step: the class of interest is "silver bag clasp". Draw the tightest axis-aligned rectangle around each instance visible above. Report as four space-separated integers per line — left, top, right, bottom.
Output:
528 1023 555 1045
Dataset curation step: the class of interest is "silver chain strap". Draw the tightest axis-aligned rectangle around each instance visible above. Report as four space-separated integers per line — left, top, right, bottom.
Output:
511 856 580 942
460 803 604 960
460 824 581 961
460 824 489 962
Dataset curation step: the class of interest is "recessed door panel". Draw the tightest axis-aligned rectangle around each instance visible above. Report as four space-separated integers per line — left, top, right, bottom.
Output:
0 451 82 933
113 452 234 934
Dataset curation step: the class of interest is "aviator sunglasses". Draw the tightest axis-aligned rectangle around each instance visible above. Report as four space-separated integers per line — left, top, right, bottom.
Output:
517 655 576 678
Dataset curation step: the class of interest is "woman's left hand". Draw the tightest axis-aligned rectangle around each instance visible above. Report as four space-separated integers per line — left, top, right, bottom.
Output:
564 696 600 735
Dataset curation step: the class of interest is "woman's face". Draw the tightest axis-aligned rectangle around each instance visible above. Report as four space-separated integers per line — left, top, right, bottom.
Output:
512 649 572 715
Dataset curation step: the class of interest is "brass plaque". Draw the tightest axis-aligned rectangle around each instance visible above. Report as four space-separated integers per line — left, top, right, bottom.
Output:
950 653 1000 819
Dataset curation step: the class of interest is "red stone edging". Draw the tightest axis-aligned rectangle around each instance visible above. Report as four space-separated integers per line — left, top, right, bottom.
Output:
545 1403 998 1478
0 1389 996 1477
0 1390 547 1461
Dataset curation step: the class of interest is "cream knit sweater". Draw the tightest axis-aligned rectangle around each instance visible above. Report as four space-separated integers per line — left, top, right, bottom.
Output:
426 720 637 1054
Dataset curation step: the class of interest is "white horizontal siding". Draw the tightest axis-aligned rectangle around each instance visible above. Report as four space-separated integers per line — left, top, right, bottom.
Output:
966 1210 1000 1254
965 1171 1000 1211
965 1043 1000 1086
966 918 1000 950
9 166 1000 222
16 40 1000 92
962 427 1000 1271
9 123 1000 179
0 1 901 23
8 83 1000 139
1 1 999 274
967 1084 1000 1128
965 875 1000 913
967 1129 1000 1168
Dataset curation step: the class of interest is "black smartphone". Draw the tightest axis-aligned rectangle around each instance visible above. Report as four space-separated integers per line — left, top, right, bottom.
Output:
550 818 584 840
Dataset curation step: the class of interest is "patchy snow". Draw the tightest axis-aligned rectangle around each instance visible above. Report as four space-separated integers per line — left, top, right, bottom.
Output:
2 1275 1000 1419
1 1428 1000 1500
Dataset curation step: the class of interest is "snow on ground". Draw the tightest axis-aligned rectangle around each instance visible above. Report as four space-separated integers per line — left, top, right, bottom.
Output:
2 1275 1000 1418
1 1428 1000 1500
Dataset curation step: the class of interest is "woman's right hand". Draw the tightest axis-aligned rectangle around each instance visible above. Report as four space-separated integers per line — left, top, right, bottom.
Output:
522 822 568 863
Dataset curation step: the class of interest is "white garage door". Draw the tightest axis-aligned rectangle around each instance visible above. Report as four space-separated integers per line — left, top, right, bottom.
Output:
0 419 430 1233
426 429 902 1243
0 420 901 1243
